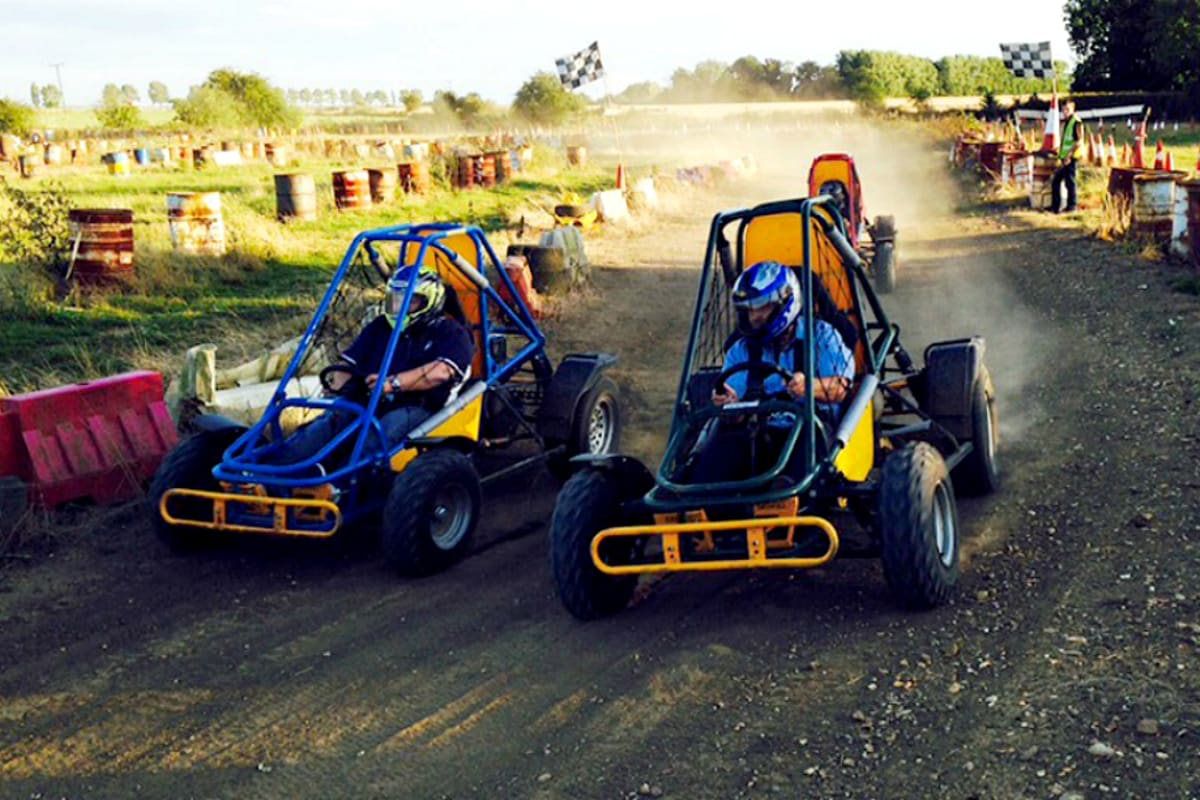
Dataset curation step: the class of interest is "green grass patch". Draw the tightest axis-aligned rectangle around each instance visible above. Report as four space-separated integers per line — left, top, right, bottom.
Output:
0 147 616 393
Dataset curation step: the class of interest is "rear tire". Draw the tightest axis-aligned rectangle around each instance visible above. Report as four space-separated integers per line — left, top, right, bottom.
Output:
550 469 636 619
554 203 590 218
953 366 1000 496
382 449 481 576
879 443 960 609
149 428 243 553
547 377 621 481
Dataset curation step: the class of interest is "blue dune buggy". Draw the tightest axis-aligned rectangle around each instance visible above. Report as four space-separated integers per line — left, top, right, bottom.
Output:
150 223 621 575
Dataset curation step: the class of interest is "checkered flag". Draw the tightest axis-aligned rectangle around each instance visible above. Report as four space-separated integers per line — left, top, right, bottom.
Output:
556 41 605 90
1000 41 1056 79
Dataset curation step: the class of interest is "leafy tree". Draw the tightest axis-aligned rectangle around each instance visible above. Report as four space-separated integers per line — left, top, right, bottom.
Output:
1066 0 1198 93
0 178 73 274
339 89 350 106
836 50 939 107
148 81 169 104
0 99 36 136
299 88 312 105
95 100 145 131
512 72 587 124
101 83 122 106
40 85 62 108
199 69 301 127
793 61 843 98
401 89 423 112
171 86 242 129
615 81 663 103
29 83 40 108
120 84 140 104
350 88 365 106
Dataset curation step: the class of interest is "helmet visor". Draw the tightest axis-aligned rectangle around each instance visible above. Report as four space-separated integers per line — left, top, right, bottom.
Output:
386 283 427 319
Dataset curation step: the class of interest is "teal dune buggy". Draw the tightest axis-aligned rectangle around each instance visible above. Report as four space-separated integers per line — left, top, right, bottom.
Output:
550 196 998 618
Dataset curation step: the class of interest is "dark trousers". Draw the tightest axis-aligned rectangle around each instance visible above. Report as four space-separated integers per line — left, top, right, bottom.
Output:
687 421 805 486
1051 159 1077 212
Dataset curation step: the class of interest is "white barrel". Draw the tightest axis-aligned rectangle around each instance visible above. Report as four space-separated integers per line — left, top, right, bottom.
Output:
167 192 226 255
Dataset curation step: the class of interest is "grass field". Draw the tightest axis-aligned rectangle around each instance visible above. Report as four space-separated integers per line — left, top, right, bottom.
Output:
0 145 617 394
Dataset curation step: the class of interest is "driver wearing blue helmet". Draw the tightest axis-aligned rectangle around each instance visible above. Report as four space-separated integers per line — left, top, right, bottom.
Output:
273 265 474 468
691 260 854 484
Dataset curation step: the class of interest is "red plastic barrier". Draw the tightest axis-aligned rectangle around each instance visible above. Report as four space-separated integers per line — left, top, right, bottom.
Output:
0 371 178 508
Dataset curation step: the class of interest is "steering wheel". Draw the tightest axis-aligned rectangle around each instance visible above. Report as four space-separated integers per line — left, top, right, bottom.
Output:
319 363 371 400
716 362 798 403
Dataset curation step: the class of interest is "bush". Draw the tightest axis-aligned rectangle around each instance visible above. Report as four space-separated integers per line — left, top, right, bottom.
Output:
0 99 35 136
95 101 145 131
0 177 74 275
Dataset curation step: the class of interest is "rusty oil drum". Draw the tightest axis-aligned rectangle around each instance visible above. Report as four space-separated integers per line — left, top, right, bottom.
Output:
566 145 586 167
274 173 317 222
1131 171 1186 243
397 161 429 194
167 192 226 255
332 169 371 211
1029 153 1056 210
68 209 135 284
490 150 513 183
455 155 477 189
368 167 397 203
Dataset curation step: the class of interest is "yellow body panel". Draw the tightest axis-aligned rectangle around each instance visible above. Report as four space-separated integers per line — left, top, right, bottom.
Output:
743 212 866 373
808 160 853 197
401 232 487 378
388 393 484 471
833 401 875 481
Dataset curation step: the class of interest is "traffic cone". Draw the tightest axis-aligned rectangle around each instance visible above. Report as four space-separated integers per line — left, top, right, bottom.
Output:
1107 134 1117 166
1164 150 1173 172
1041 94 1060 153
1086 134 1096 165
1153 139 1165 170
1132 119 1147 168
615 162 626 191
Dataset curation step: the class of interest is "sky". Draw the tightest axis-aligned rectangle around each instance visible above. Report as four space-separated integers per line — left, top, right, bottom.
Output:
0 0 1074 107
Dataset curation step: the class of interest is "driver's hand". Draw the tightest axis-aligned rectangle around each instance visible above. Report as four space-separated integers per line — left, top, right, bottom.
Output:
786 372 808 399
712 383 738 407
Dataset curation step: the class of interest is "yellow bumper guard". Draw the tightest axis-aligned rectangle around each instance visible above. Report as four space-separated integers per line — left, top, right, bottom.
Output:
160 486 342 538
591 499 839 576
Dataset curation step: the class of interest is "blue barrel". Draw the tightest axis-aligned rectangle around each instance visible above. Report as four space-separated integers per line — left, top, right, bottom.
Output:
134 148 150 166
510 148 521 173
106 151 130 176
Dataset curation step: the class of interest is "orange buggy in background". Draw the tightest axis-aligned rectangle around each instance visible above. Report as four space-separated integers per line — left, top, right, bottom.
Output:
808 153 898 293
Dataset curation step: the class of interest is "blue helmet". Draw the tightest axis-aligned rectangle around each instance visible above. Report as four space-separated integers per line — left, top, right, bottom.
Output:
732 261 800 342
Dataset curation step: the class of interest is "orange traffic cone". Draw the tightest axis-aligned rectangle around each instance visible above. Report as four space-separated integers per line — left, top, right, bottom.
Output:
1041 94 1060 153
1153 139 1165 170
1107 135 1117 166
1086 134 1096 165
1132 120 1147 168
615 162 626 191
1164 150 1173 172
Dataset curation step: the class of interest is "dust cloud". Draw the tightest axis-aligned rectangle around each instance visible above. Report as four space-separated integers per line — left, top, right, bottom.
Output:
584 113 1052 444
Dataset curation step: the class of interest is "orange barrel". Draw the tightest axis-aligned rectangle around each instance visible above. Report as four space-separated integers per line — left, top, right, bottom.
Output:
1131 172 1181 242
397 161 429 194
566 145 586 166
979 141 1004 179
478 153 496 188
455 155 477 189
0 133 19 160
1004 149 1033 189
274 173 317 222
18 153 38 178
491 150 512 183
1029 153 1056 210
368 167 397 203
332 169 371 210
178 147 194 169
166 192 226 255
68 209 135 284
193 145 215 168
265 142 291 167
1183 180 1200 271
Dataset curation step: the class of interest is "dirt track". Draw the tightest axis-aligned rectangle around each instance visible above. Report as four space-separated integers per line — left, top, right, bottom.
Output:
1 131 1198 800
